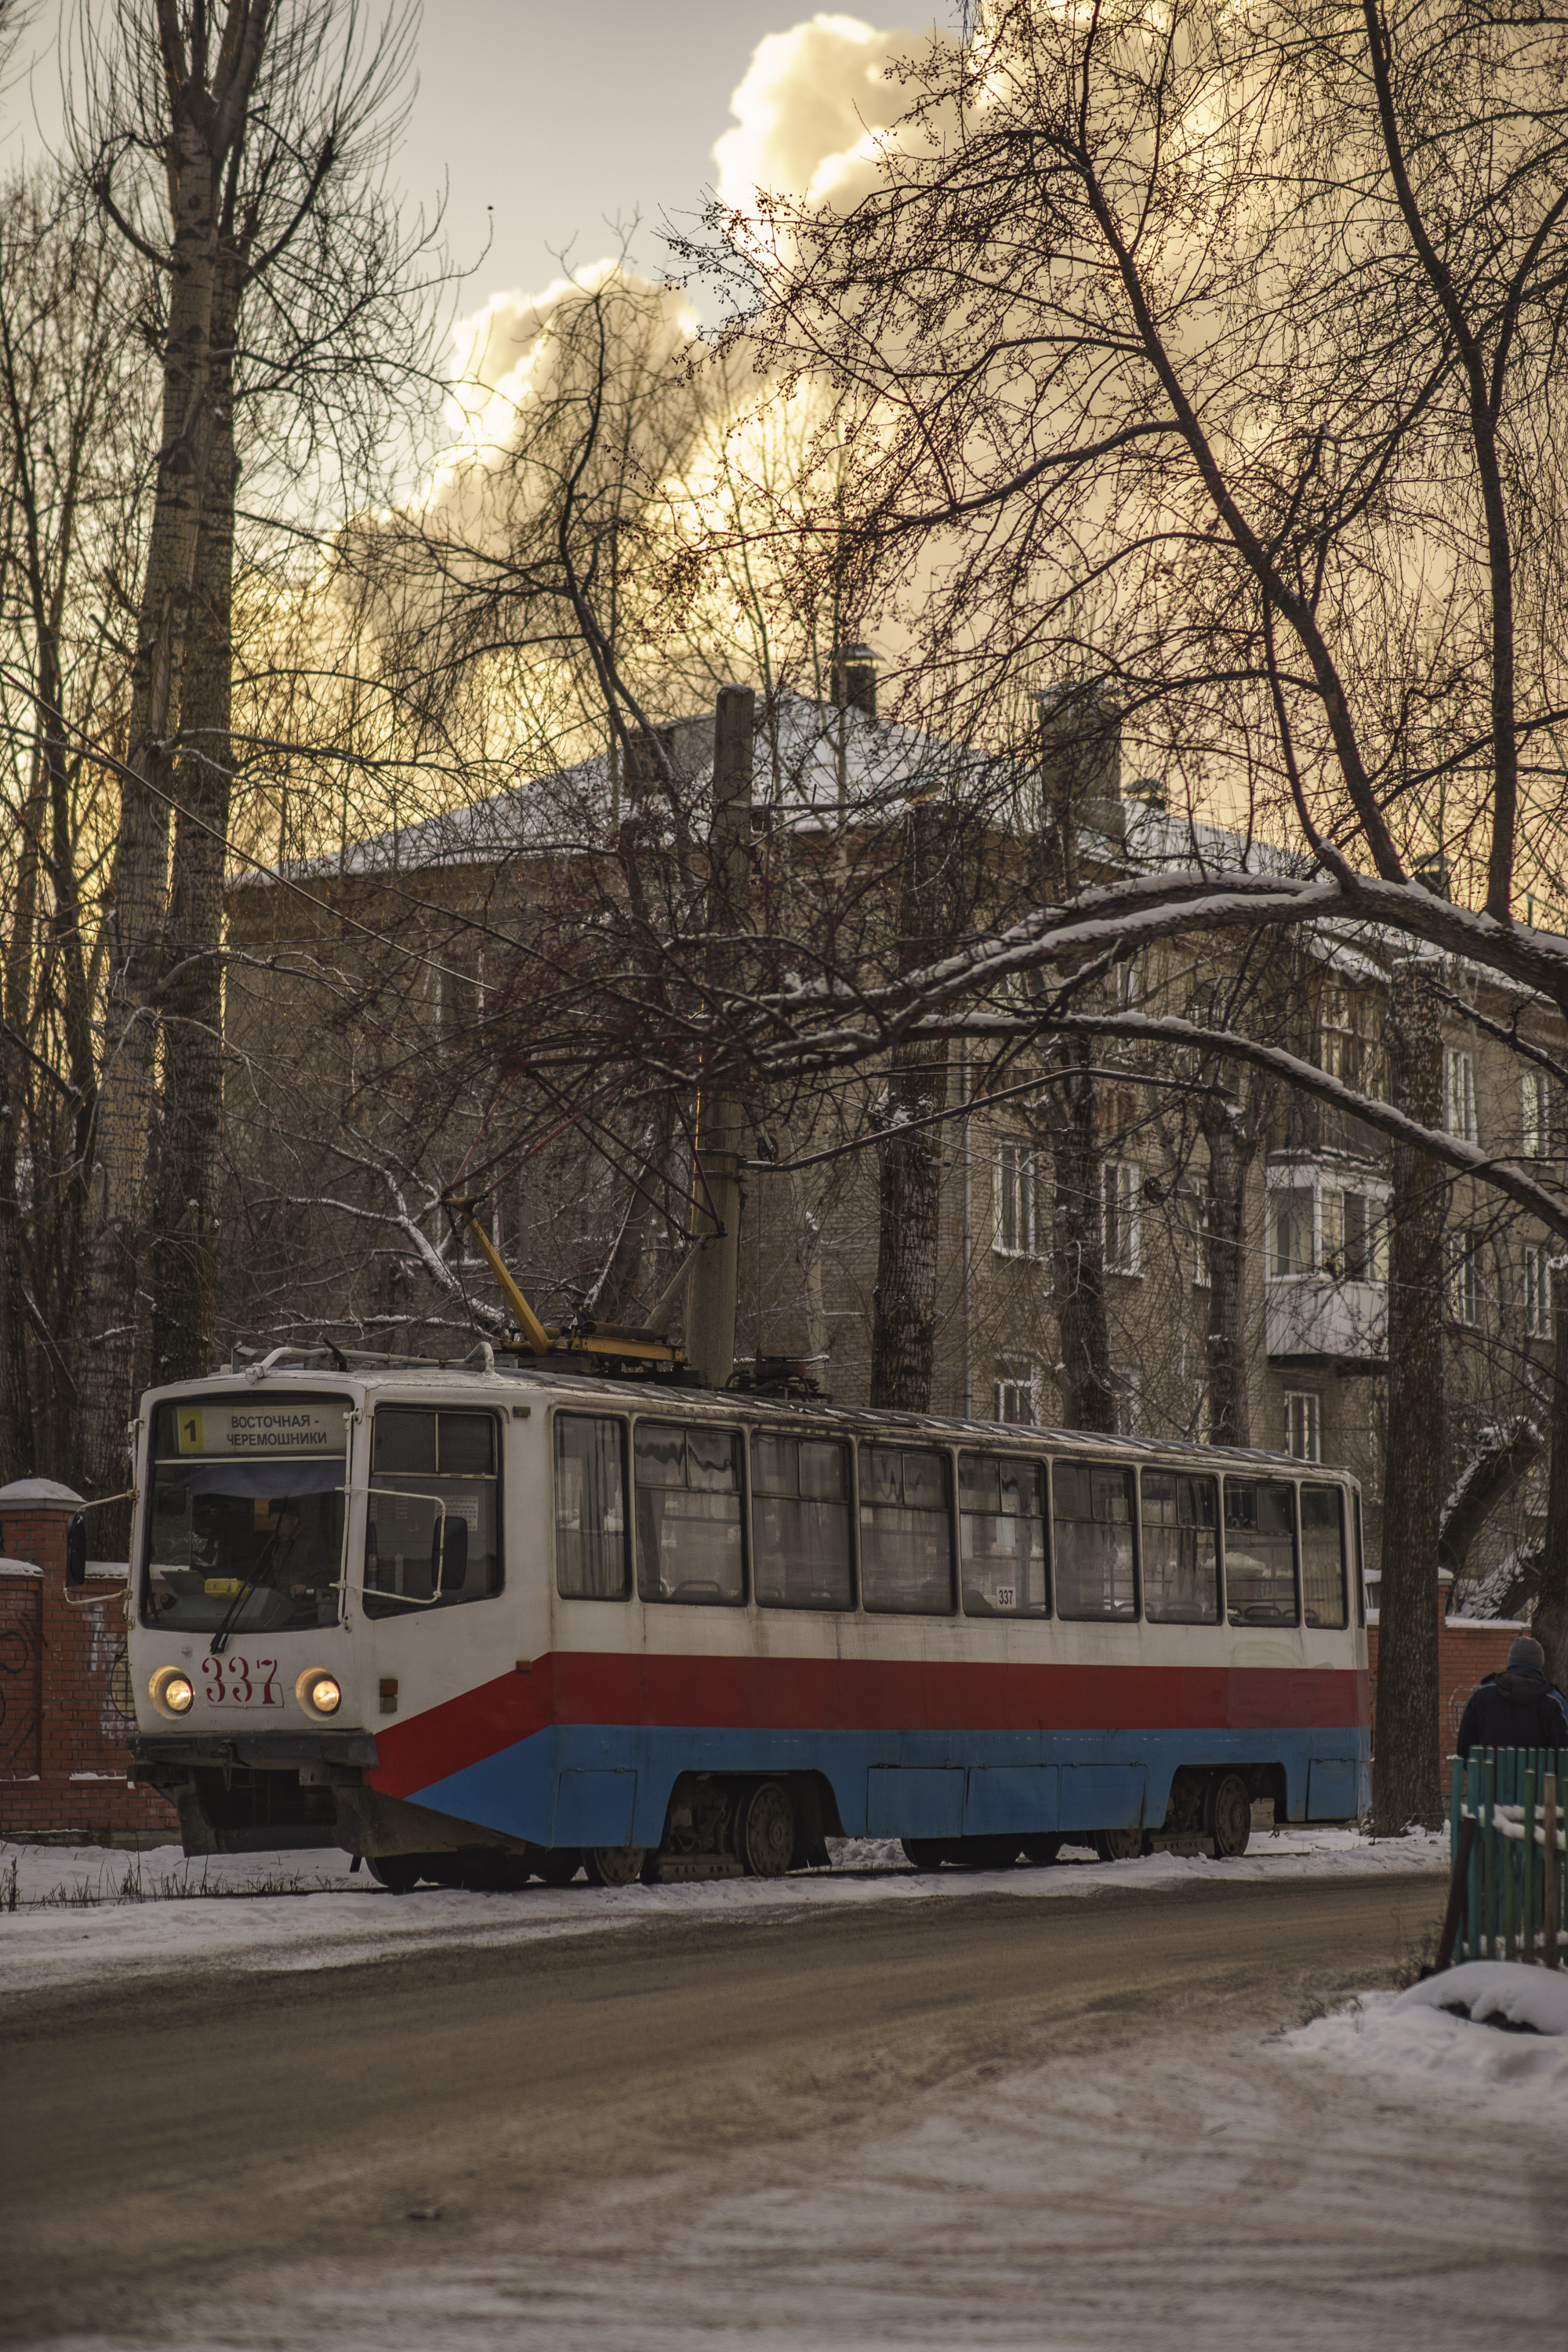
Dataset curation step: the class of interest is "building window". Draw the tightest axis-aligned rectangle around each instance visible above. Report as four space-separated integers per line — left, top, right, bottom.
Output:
1523 1070 1551 1157
1321 1185 1388 1282
1110 1368 1140 1438
1102 1160 1142 1274
1446 1049 1477 1143
994 1372 1037 1426
1284 1391 1322 1462
1320 987 1378 1093
1114 954 1141 1011
1189 1178 1211 1287
993 1141 1037 1257
1269 1185 1314 1278
1525 1243 1553 1338
1449 1231 1481 1326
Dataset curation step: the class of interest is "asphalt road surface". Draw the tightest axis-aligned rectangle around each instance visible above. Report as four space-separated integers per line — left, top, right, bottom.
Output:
2 1869 1463 2347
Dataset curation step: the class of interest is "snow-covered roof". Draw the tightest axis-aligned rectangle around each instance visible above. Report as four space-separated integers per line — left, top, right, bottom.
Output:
245 693 985 884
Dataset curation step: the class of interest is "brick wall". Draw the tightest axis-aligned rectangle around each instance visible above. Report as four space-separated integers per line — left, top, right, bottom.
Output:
0 1483 177 1847
1366 1576 1526 1765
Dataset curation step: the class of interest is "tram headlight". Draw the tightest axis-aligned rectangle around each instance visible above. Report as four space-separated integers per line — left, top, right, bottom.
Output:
296 1668 342 1717
149 1667 194 1718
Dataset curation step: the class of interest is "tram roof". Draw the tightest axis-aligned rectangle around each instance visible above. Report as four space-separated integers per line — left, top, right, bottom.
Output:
152 1356 1353 1483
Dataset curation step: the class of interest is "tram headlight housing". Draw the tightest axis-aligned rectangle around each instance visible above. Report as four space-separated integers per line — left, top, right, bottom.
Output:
149 1666 194 1719
296 1668 342 1717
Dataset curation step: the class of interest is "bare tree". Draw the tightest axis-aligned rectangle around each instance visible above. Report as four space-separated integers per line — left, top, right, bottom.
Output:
0 164 150 1482
63 0 447 1492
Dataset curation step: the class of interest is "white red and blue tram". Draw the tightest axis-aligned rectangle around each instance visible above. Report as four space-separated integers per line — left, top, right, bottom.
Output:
125 1352 1370 1886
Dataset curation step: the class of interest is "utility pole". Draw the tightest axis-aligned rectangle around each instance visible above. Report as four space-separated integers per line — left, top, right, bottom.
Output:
684 685 753 1388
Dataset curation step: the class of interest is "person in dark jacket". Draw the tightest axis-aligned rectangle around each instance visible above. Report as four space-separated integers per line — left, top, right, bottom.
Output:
1455 1636 1568 1757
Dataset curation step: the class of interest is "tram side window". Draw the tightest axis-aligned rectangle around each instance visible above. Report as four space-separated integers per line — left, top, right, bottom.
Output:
1224 1478 1299 1626
635 1422 745 1605
1300 1483 1348 1628
958 1454 1049 1617
554 1414 630 1599
1053 1462 1138 1619
364 1407 501 1617
858 1446 954 1614
751 1435 853 1610
1142 1472 1219 1624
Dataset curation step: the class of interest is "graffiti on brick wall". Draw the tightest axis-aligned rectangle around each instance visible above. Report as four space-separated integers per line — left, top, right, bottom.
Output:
0 1583 42 1777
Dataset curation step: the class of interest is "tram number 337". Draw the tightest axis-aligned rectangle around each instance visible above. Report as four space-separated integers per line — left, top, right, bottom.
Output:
200 1656 281 1706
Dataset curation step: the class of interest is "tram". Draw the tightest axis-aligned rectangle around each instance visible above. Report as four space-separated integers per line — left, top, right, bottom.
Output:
119 1344 1369 1888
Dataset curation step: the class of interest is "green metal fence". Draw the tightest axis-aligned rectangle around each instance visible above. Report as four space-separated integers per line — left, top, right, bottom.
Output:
1437 1749 1567 1969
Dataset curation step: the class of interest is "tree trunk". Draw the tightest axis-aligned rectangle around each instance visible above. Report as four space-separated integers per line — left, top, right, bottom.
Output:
76 117 223 1494
1532 1286 1568 1690
869 801 948 1411
869 1037 948 1408
1373 960 1448 1835
151 262 238 1388
0 1041 31 1480
1051 1041 1115 1432
1201 1093 1254 1448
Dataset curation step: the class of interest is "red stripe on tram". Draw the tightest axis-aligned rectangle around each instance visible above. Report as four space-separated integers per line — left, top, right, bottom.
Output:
369 1653 1370 1802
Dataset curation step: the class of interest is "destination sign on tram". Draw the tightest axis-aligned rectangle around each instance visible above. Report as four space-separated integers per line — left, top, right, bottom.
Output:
172 1402 347 1457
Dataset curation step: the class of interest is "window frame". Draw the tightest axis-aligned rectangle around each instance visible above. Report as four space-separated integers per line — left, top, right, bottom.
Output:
1284 1390 1322 1463
994 1370 1037 1427
1102 1159 1143 1276
749 1428 856 1613
1221 1473 1301 1629
1448 1229 1482 1327
1525 1241 1553 1339
552 1408 632 1602
1446 1047 1478 1144
1522 1069 1551 1158
993 1137 1039 1259
631 1414 749 1607
855 1439 957 1617
1051 1454 1141 1623
1298 1479 1349 1631
1138 1463 1221 1625
363 1402 504 1617
957 1448 1051 1619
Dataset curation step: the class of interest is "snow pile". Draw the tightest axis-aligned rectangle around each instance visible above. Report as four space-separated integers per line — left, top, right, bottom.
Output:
1399 1959 1568 2038
1287 1961 1568 2102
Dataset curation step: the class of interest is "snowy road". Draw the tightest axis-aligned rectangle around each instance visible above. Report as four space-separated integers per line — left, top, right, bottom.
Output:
9 1865 1542 2350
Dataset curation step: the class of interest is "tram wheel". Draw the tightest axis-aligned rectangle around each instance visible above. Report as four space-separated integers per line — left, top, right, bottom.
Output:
1092 1826 1149 1863
584 1844 647 1888
368 1855 425 1893
738 1780 797 1877
536 1848 583 1887
1020 1834 1064 1866
901 1837 949 1871
1207 1773 1252 1860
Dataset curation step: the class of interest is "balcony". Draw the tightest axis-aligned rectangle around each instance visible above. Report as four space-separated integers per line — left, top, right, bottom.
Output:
1265 1276 1387 1367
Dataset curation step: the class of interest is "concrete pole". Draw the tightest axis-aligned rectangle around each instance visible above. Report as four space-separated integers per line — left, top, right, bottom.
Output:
684 686 753 1388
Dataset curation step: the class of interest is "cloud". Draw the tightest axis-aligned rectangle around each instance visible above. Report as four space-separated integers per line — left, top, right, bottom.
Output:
713 13 953 212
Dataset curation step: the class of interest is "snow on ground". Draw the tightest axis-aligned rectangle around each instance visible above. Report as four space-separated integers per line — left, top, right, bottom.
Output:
1287 1958 1568 2103
35 1951 1568 2352
1 1825 1445 1998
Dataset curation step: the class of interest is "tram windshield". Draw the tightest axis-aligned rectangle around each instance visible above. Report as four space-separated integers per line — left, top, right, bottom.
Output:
142 1396 349 1634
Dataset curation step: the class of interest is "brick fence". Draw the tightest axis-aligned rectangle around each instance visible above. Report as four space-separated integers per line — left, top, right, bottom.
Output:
0 1479 177 1847
1366 1571 1527 1766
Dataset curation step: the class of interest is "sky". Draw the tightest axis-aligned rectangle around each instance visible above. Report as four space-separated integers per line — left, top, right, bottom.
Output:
3 2 963 304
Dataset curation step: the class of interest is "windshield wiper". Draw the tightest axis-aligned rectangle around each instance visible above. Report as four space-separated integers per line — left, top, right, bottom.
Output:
209 1572 258 1655
208 1522 285 1655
